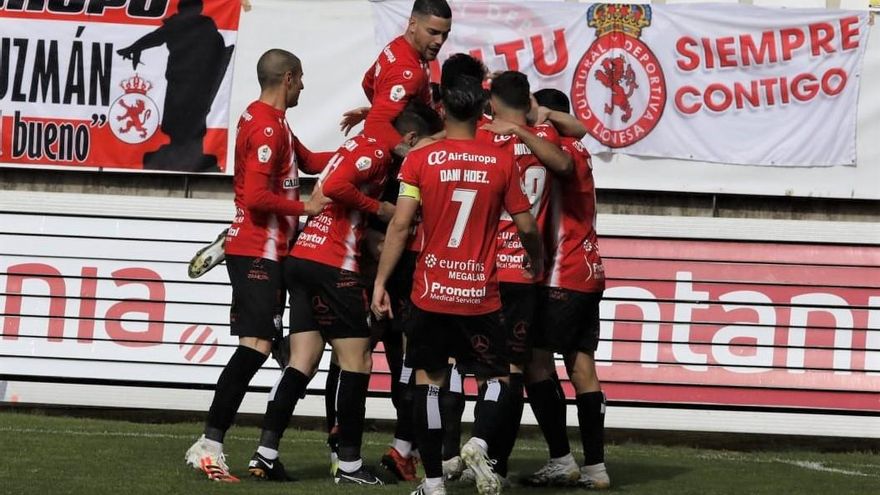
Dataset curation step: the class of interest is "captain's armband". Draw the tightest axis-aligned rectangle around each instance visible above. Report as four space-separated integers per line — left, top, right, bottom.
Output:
398 181 421 201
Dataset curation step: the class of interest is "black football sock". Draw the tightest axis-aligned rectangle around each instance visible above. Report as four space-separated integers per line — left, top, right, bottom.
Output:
493 373 524 477
576 391 606 465
204 345 267 442
393 361 415 444
473 378 511 457
413 384 444 479
384 331 404 409
526 375 571 458
440 363 465 460
257 367 310 451
336 371 370 463
325 361 341 433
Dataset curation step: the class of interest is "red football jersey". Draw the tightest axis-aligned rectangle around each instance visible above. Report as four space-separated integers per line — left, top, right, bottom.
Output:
544 137 605 293
225 101 330 261
477 122 560 284
291 135 392 273
399 139 530 315
362 36 432 148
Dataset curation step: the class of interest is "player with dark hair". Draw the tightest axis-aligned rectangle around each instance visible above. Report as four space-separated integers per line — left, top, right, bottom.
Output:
523 88 610 490
246 100 444 486
451 71 572 484
184 48 330 483
332 1 452 481
371 55 542 495
342 0 452 150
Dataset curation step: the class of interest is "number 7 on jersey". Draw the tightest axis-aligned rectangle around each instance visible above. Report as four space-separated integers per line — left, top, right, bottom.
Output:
447 188 477 248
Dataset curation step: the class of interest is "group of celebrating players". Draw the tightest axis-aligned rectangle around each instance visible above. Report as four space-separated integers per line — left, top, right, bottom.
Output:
183 1 609 494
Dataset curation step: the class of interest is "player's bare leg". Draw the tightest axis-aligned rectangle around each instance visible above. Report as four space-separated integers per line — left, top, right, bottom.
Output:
565 351 610 489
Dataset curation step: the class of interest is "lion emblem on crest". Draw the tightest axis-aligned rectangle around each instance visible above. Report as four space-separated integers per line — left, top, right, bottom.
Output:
595 55 638 123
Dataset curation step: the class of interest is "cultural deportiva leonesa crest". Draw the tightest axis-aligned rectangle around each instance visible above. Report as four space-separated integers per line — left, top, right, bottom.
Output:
571 4 667 148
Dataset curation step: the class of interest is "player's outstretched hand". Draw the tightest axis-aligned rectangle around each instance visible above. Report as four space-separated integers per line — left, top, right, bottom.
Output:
371 285 394 321
480 118 521 137
339 106 371 135
304 185 331 216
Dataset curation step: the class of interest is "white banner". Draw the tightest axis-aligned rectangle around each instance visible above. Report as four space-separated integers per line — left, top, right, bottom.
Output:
374 1 871 167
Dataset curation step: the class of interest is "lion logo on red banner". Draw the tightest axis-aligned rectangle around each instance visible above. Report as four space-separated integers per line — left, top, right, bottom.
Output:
571 4 667 148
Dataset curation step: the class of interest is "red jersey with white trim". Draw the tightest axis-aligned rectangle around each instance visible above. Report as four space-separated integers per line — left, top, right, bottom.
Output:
477 122 560 284
362 35 432 148
225 101 331 261
291 135 392 273
544 137 605 293
399 139 530 315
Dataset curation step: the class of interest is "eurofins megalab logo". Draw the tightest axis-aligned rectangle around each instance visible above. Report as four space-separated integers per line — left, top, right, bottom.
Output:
571 4 666 148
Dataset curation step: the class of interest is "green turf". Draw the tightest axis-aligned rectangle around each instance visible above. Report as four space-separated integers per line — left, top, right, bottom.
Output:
0 411 877 494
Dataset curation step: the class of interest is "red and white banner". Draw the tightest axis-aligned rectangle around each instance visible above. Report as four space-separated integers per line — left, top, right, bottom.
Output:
2 212 878 415
0 0 241 173
375 1 871 167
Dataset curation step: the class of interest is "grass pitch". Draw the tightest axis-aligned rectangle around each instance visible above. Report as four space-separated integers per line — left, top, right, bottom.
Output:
0 411 877 495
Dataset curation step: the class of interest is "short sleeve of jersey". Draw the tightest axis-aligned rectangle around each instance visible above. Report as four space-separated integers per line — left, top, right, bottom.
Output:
398 150 423 191
502 153 530 215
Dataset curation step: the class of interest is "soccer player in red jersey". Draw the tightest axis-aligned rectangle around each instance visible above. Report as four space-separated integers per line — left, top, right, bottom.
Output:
371 56 542 495
343 0 451 152
247 101 444 486
522 88 610 490
184 49 330 483
470 71 573 481
338 1 451 478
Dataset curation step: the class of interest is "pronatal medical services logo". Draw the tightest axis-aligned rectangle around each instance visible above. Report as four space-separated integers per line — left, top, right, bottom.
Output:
110 74 160 144
571 4 667 148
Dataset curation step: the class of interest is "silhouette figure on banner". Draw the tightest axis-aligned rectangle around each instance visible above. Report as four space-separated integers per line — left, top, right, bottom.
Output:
118 0 235 172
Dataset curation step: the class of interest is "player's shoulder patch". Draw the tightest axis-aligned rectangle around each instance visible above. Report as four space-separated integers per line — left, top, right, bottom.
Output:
257 144 272 164
390 84 407 102
356 156 372 172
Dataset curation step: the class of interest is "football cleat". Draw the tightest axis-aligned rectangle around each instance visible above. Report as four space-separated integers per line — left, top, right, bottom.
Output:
460 439 501 495
522 453 580 487
381 446 419 481
327 425 340 475
184 435 239 483
578 463 611 489
187 229 228 279
410 480 447 495
334 465 385 486
442 455 465 481
248 451 296 481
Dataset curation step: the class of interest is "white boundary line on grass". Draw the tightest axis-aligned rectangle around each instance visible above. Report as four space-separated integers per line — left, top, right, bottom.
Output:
696 451 878 478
